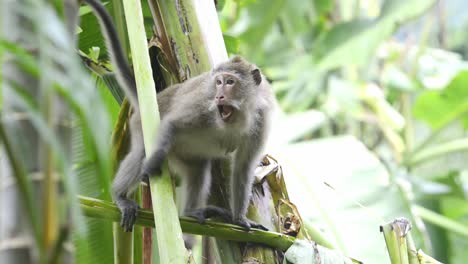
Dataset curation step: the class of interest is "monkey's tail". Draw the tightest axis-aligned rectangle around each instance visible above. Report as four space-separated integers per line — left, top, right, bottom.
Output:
83 0 139 107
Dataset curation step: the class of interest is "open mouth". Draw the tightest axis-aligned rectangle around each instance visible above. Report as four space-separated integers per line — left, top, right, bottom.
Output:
217 105 233 121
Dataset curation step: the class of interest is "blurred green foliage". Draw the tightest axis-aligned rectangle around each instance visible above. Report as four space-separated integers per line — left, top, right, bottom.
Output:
217 0 468 263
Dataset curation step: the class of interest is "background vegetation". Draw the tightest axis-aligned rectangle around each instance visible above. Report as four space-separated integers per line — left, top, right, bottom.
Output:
2 0 468 263
218 0 468 263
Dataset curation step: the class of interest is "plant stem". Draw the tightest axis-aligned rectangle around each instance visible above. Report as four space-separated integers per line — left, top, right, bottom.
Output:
121 0 187 262
79 196 296 252
405 137 468 166
381 220 409 264
41 72 57 256
0 122 43 252
111 0 128 55
405 233 419 264
413 205 468 237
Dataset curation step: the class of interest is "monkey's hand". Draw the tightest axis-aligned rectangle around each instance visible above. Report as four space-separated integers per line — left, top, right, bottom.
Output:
116 198 139 232
234 217 268 231
142 173 150 185
141 150 165 178
140 164 162 181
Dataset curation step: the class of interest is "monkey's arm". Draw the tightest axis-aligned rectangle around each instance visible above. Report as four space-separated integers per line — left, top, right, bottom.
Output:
230 110 269 231
111 115 146 232
141 78 211 178
140 118 176 177
230 145 266 230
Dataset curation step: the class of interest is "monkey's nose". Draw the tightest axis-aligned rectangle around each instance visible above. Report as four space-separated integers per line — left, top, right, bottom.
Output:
216 96 225 101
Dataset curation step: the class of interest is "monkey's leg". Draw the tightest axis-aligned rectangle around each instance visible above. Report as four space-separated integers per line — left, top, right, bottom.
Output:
177 159 213 248
181 159 239 229
187 206 232 224
112 145 145 232
182 160 211 211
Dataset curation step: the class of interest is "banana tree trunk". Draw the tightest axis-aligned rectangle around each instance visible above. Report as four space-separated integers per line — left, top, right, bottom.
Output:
145 1 304 263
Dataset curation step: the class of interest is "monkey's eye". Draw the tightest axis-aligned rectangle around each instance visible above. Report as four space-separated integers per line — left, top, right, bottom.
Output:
226 79 235 85
216 80 222 85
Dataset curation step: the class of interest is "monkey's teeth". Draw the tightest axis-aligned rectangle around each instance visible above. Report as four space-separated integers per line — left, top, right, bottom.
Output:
218 105 233 120
222 112 231 119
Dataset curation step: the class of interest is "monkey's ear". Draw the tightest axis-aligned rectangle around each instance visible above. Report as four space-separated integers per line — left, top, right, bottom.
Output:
251 69 262 85
231 56 244 63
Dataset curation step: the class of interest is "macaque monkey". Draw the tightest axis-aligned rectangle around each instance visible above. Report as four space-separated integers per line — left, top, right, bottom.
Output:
83 0 275 238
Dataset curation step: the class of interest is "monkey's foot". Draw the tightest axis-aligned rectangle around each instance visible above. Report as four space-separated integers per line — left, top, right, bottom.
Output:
116 199 139 232
186 207 268 231
234 217 268 231
185 206 232 224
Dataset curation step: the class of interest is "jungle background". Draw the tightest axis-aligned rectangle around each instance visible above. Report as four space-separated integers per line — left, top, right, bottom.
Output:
1 0 468 263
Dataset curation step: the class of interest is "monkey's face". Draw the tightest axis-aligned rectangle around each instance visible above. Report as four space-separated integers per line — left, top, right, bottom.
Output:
214 73 243 122
211 57 264 122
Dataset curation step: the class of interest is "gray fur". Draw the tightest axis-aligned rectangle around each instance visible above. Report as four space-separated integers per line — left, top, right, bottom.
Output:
139 58 275 231
85 0 275 235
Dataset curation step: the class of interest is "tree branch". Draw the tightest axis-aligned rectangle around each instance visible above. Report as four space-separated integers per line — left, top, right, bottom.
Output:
78 195 295 252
